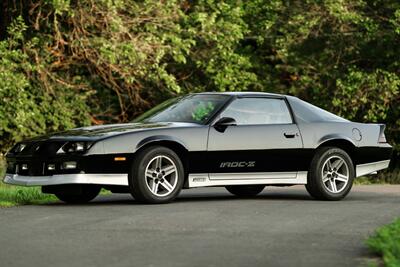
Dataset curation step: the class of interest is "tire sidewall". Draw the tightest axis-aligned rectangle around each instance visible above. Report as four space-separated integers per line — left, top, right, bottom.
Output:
312 148 355 200
130 146 184 203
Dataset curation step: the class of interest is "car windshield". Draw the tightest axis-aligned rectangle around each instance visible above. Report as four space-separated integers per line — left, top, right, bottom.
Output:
133 94 230 124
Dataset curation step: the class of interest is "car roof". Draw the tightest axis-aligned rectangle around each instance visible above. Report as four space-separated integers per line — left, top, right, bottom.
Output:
194 91 286 98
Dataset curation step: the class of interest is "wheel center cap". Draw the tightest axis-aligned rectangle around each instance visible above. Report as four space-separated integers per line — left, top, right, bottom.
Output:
157 173 163 179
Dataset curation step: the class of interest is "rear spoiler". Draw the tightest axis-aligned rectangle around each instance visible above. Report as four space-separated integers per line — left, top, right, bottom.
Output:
378 124 387 143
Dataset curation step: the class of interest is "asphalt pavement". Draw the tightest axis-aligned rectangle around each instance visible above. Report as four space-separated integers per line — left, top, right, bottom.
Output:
0 185 399 267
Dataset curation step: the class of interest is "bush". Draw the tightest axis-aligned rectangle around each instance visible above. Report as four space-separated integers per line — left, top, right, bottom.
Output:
0 16 91 154
367 218 400 267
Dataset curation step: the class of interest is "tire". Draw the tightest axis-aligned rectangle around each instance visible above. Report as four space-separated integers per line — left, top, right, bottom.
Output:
129 146 184 204
54 185 101 204
305 147 354 201
225 185 265 197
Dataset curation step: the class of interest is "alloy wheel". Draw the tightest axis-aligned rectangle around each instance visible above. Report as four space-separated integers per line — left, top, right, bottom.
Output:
321 155 350 194
145 155 178 197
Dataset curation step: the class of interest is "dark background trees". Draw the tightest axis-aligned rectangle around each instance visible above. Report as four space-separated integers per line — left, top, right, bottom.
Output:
0 0 399 166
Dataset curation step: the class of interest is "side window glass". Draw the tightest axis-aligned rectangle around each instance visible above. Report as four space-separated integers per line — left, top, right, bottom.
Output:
219 98 292 125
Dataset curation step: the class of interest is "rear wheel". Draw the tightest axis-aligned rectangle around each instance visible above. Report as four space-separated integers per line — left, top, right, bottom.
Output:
129 146 184 204
54 185 101 204
225 185 265 197
305 147 354 201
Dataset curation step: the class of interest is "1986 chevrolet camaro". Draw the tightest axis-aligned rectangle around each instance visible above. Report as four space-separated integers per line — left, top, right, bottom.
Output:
3 92 393 204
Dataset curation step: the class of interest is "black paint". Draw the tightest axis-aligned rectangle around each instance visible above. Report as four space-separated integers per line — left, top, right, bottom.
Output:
5 144 393 176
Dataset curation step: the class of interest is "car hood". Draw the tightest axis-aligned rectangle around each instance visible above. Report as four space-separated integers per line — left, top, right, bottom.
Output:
25 122 199 142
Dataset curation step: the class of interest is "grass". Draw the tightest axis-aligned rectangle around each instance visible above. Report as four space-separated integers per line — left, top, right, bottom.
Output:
0 182 57 207
0 158 111 207
0 158 57 207
367 218 400 267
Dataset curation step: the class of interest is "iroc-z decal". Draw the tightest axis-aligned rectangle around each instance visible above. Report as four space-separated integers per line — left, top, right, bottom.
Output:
220 161 256 168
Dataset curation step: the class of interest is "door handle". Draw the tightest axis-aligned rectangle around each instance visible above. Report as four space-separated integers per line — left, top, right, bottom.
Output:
284 133 296 138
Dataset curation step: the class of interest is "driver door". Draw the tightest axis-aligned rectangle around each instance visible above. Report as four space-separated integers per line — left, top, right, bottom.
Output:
207 97 303 179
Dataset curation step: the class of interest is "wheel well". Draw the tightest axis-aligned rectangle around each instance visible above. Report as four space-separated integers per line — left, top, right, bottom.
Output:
317 139 356 161
135 140 189 176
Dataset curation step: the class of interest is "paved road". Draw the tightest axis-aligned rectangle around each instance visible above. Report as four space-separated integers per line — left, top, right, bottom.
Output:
0 185 399 267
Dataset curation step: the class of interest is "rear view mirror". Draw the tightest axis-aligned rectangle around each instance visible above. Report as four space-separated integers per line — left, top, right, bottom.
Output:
214 117 236 133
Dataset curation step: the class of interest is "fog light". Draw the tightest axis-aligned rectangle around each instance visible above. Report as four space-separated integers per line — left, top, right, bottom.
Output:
47 164 56 171
62 161 77 170
21 164 28 170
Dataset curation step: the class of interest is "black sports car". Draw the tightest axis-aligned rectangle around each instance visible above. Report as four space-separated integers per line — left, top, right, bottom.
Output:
3 92 392 203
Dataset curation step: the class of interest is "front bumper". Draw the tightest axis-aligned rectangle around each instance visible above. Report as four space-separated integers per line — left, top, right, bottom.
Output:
5 153 132 176
3 173 128 187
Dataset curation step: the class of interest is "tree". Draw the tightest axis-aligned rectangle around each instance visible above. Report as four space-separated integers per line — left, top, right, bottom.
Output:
0 0 399 158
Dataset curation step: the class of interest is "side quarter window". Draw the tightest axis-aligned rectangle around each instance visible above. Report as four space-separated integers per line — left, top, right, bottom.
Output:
219 98 293 125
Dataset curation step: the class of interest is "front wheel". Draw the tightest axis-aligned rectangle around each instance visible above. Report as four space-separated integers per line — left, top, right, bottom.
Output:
225 185 265 197
305 147 354 201
129 146 184 204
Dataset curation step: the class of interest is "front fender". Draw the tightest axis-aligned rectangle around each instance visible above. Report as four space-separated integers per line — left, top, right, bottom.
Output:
88 126 208 155
135 135 188 152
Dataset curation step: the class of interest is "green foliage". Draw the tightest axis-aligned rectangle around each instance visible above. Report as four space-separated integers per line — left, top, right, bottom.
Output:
241 0 400 151
367 218 400 267
0 16 91 153
333 69 399 121
0 17 40 150
192 102 215 122
0 0 399 156
333 69 400 152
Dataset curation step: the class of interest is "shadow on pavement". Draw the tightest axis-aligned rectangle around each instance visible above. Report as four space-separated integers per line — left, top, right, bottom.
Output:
37 185 397 207
40 192 317 207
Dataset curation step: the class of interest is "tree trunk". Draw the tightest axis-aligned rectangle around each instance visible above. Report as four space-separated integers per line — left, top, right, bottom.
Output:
0 1 8 40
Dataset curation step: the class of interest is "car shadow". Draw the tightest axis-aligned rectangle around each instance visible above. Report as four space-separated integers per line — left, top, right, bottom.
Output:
40 191 317 206
177 193 313 203
39 186 384 206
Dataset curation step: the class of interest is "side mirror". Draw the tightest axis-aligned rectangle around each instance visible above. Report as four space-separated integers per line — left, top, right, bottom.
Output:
214 117 236 133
